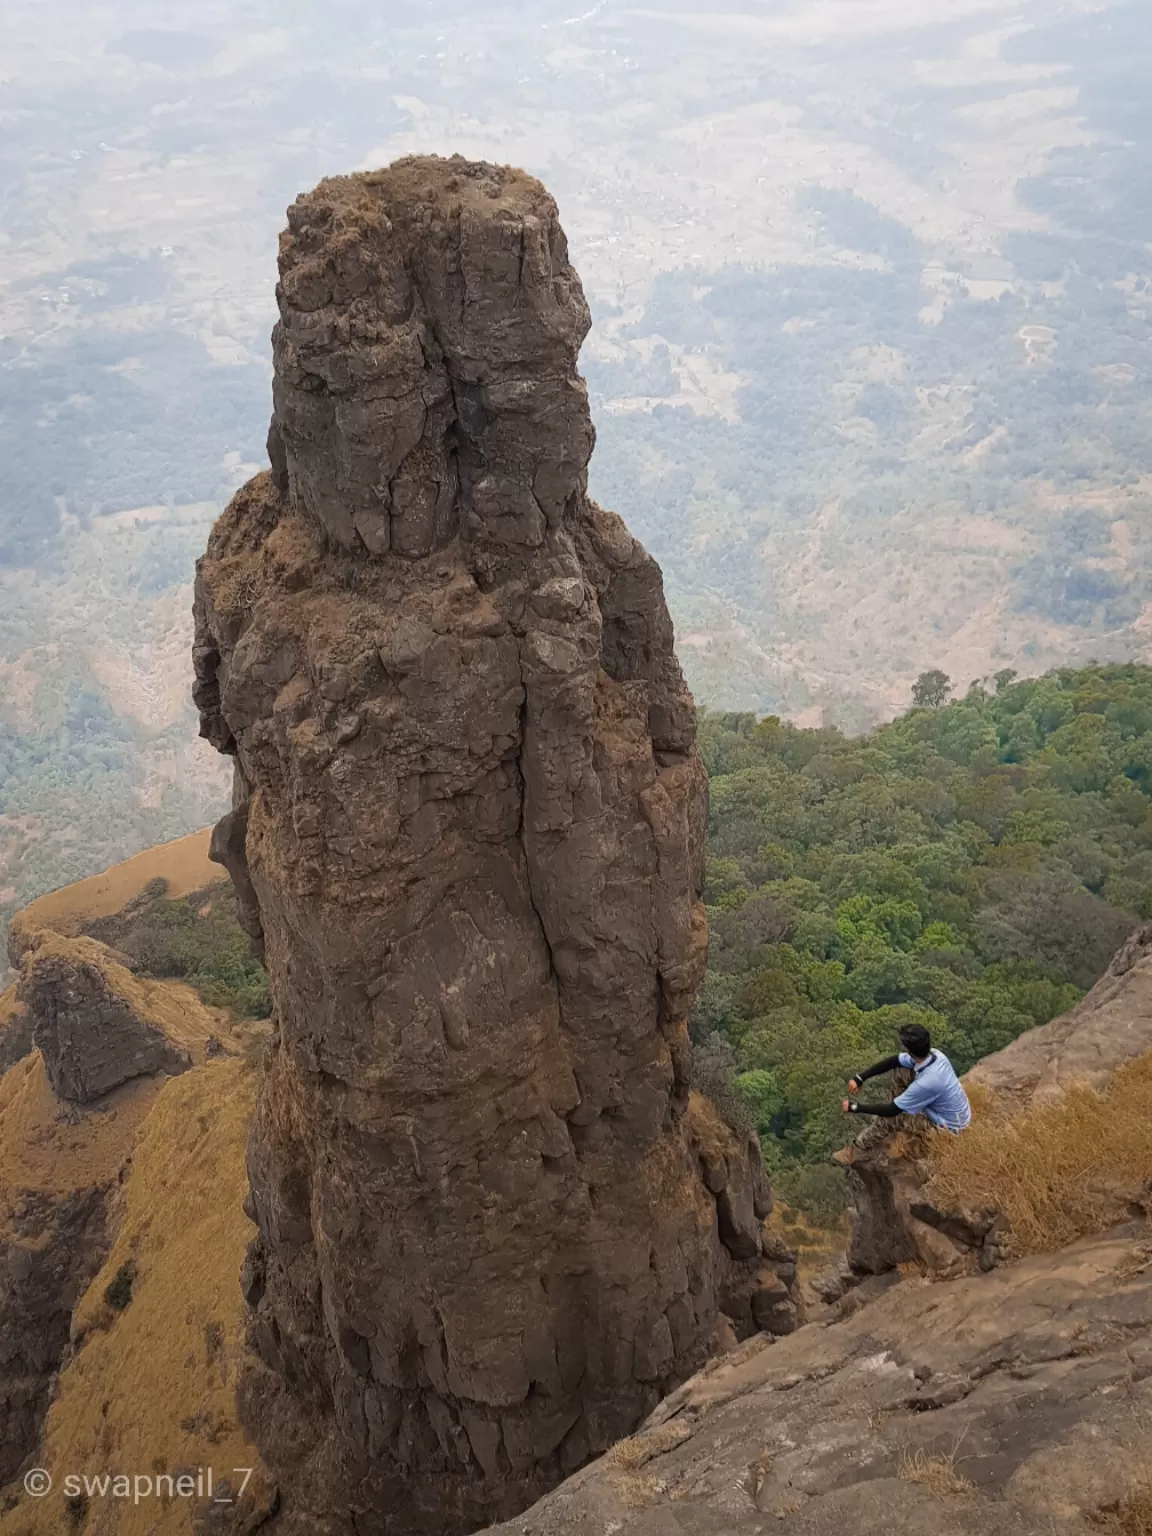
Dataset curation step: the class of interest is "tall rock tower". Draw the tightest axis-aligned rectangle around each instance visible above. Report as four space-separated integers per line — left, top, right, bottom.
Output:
193 157 795 1534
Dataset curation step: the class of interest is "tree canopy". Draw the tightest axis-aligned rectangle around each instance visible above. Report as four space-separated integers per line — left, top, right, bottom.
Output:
693 663 1152 1220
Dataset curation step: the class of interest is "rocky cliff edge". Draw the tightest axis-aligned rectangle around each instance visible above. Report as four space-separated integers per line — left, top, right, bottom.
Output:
839 923 1152 1283
479 929 1152 1535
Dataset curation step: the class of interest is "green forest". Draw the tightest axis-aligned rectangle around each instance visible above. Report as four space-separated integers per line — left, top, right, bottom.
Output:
118 885 271 1020
691 662 1152 1222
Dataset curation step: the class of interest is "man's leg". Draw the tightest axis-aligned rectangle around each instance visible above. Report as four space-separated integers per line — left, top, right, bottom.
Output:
853 1068 914 1150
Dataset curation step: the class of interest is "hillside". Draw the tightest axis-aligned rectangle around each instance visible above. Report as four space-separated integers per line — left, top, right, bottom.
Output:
694 662 1152 1217
4 828 1151 1535
0 832 274 1533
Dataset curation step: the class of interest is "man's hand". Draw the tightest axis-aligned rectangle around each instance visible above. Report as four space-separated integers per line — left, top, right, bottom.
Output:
847 1078 860 1094
841 1099 856 1114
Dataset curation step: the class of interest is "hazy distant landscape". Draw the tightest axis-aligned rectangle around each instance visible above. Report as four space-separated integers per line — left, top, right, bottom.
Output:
2 0 1150 938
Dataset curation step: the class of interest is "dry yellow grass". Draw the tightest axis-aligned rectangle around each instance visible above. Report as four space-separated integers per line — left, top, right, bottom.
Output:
211 556 262 615
611 1436 654 1471
899 1447 975 1498
0 1056 269 1536
9 828 224 957
610 1418 695 1471
0 1054 159 1225
927 1053 1152 1257
0 982 20 1030
1095 1486 1152 1534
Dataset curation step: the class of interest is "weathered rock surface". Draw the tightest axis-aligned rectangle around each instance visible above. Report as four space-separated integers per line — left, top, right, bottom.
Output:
968 920 1152 1104
838 1125 998 1281
484 1223 1152 1536
192 156 795 1535
0 1179 114 1486
842 923 1152 1281
1 1196 116 1489
17 933 194 1103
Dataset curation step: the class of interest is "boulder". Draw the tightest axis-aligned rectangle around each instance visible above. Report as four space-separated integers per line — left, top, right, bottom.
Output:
17 934 193 1104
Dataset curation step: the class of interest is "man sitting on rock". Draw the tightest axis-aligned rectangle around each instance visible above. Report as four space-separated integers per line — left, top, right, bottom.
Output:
838 1024 971 1151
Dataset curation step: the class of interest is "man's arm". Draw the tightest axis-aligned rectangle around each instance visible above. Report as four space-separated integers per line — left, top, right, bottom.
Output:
847 1054 903 1093
892 1078 935 1117
843 1099 902 1118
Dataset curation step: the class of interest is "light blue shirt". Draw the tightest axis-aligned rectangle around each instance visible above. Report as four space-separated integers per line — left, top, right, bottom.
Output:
894 1050 971 1132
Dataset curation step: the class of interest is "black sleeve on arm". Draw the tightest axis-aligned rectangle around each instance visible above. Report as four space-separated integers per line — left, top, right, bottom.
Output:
848 1101 903 1118
854 1054 902 1085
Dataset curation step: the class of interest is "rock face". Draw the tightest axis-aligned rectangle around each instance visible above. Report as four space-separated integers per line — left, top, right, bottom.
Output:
17 935 192 1104
968 920 1152 1104
841 923 1152 1282
485 1224 1152 1536
0 986 32 1076
192 156 795 1534
0 1173 113 1485
838 1125 996 1282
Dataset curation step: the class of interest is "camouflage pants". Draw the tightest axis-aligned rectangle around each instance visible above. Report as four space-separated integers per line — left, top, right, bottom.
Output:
854 1069 914 1150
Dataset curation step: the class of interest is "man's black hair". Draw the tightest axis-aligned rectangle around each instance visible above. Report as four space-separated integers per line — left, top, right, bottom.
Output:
898 1023 932 1059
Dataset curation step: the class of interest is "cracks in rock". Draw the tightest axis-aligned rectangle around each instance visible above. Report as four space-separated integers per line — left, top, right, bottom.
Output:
404 254 478 555
507 643 569 1047
516 220 527 301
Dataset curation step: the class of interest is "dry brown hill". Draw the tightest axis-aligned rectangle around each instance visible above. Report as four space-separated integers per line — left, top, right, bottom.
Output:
6 828 225 966
0 832 273 1535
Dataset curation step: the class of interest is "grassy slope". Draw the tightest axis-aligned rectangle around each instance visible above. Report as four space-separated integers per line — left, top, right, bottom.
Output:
0 1058 270 1536
927 1055 1152 1256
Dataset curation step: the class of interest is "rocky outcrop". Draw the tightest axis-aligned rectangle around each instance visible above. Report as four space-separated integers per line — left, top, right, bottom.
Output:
192 156 795 1535
17 934 194 1103
968 920 1152 1104
686 1094 801 1339
838 1125 1003 1282
485 1223 1152 1536
840 924 1152 1281
210 793 266 961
